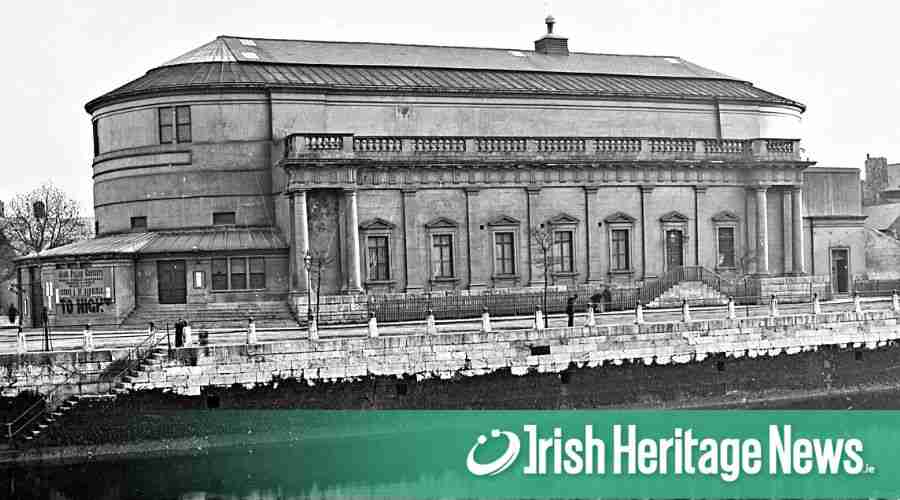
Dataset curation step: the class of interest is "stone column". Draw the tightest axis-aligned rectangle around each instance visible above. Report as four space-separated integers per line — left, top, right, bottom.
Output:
291 189 310 293
791 186 806 274
754 186 770 275
402 189 423 293
526 187 542 286
584 187 597 282
782 190 793 274
345 189 363 293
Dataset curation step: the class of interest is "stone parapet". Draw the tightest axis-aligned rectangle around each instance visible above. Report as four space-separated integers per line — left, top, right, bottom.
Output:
102 308 900 396
757 275 830 302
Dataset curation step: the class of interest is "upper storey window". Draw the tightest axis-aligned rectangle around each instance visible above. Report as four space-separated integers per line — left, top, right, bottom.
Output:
158 106 191 144
213 211 236 226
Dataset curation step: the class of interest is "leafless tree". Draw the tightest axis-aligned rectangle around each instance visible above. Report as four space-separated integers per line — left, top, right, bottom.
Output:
530 224 555 328
0 232 16 283
1 182 89 254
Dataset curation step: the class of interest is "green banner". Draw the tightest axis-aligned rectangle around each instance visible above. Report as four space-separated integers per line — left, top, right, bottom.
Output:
41 411 900 498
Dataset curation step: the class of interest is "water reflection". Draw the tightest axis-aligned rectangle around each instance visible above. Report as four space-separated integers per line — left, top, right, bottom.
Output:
6 387 900 499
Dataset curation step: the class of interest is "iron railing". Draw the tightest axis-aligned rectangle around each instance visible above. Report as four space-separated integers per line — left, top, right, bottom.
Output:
854 279 900 297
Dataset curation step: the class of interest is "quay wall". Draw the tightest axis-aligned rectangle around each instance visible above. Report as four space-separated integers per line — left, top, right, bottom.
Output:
4 309 899 404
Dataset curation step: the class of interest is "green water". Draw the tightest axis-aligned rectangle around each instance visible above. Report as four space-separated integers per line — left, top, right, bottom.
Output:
5 389 900 499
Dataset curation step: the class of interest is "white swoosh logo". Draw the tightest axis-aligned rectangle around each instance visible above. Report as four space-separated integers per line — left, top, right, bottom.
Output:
466 429 521 476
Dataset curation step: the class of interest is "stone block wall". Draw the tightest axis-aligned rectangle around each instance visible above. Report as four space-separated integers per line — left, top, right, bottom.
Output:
758 275 830 302
123 307 900 396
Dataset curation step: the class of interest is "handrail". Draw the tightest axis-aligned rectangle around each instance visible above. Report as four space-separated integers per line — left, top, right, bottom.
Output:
5 326 165 443
102 327 166 390
637 266 726 305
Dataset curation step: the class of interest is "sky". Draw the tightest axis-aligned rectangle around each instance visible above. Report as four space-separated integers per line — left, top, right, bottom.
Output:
1 0 898 214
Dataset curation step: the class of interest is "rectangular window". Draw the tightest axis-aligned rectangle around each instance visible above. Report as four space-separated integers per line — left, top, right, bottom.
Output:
230 258 247 289
92 120 100 156
175 106 191 143
717 227 736 268
366 236 390 281
213 211 236 225
432 234 454 279
211 259 228 290
193 271 205 289
158 107 173 144
611 229 630 271
249 257 266 289
130 216 147 231
494 232 515 275
553 230 574 272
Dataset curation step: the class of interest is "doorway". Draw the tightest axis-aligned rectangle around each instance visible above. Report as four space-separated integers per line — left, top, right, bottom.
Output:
157 260 187 304
665 229 684 271
830 248 850 294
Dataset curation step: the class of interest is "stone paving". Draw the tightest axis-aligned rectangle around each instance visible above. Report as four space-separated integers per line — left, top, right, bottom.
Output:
0 296 890 355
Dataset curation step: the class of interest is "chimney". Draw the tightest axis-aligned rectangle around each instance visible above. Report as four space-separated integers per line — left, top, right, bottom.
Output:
534 15 569 56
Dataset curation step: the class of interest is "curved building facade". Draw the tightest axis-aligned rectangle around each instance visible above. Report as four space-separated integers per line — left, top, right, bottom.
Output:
14 20 867 327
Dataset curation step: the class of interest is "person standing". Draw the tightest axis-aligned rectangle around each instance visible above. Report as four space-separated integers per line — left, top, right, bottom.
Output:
174 318 185 347
566 295 578 327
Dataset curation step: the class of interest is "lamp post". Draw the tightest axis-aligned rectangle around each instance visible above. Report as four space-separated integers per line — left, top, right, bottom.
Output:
303 251 313 327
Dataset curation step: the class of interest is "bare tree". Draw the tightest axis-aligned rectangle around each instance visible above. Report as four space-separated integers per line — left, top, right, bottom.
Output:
0 231 16 283
530 224 554 328
1 182 88 254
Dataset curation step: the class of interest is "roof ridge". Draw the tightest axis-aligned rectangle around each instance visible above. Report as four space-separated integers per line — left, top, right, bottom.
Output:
216 34 690 60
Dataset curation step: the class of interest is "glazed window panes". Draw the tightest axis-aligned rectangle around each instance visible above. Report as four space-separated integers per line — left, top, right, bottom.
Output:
611 229 630 271
432 234 454 278
211 259 228 290
494 232 515 275
367 236 390 281
230 258 246 290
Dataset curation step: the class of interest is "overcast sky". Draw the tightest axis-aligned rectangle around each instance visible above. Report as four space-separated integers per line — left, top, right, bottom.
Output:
1 0 898 214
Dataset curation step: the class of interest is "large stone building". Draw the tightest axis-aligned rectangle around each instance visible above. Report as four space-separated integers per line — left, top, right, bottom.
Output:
15 19 867 327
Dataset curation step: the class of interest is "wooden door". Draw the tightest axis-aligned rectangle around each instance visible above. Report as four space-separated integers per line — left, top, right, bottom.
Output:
157 260 187 304
665 230 684 271
830 249 849 294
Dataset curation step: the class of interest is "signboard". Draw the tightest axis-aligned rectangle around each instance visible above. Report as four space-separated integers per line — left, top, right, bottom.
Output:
54 267 115 315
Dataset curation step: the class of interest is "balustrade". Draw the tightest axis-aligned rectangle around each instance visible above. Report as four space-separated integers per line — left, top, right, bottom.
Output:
354 137 402 152
305 135 344 150
649 138 695 154
476 138 527 153
766 140 795 154
595 138 641 153
537 138 586 153
413 137 466 153
704 139 748 154
285 134 800 161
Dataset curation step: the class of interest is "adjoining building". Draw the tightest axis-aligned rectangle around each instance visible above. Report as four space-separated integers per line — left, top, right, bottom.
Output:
14 18 867 327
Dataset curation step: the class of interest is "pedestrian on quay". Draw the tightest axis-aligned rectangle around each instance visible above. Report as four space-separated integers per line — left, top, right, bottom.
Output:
6 303 17 324
566 295 578 327
175 318 185 347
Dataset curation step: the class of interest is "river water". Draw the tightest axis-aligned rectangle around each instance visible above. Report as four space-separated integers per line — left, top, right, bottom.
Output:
4 388 900 499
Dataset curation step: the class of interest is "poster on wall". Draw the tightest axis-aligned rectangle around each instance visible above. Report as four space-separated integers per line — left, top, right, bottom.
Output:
54 267 115 315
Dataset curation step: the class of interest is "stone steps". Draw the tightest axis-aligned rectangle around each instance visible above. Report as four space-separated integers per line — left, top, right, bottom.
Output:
647 281 728 308
122 301 298 328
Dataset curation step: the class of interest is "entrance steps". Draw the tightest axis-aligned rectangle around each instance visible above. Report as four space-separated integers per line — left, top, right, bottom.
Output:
122 301 298 329
646 281 729 308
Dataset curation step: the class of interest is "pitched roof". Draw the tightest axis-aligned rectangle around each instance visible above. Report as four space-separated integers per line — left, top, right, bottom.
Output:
18 228 287 260
26 232 157 259
164 36 736 79
86 36 804 112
